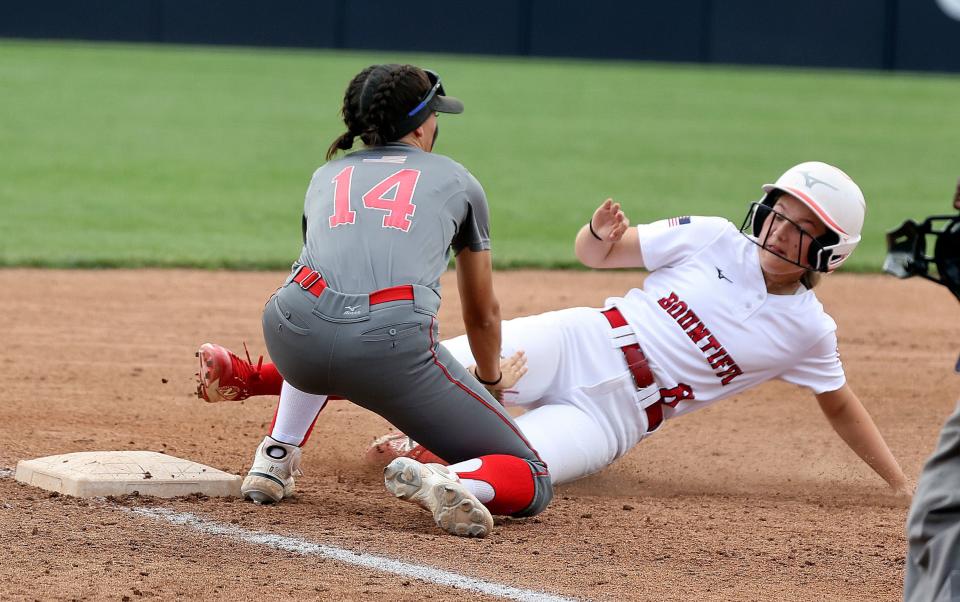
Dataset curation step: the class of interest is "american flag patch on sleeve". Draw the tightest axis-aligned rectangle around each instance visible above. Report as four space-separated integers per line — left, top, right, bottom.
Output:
667 216 691 227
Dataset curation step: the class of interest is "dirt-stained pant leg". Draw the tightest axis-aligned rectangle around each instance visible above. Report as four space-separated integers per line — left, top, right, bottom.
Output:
904 400 960 602
262 283 553 518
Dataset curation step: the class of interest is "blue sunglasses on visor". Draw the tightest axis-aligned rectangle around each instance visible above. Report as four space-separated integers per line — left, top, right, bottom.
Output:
407 70 463 117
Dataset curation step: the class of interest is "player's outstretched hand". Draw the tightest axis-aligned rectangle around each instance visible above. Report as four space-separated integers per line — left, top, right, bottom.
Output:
892 478 916 499
591 198 630 242
469 351 528 403
498 350 528 390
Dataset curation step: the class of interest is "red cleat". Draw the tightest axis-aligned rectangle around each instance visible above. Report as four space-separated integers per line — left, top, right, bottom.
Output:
364 431 448 467
195 342 265 403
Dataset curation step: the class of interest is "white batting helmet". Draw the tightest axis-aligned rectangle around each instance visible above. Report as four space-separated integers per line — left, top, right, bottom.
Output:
747 161 867 272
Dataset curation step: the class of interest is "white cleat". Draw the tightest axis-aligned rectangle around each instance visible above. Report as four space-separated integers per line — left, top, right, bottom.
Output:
241 436 302 505
384 457 494 538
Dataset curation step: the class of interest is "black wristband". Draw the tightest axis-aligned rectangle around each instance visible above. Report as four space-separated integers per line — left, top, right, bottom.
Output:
474 370 502 386
588 220 603 241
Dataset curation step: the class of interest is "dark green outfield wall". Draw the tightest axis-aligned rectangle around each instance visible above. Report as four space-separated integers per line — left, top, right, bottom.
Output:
1 0 960 72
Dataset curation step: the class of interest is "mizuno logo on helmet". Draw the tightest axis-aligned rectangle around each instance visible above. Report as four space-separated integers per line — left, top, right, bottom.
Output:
800 171 838 191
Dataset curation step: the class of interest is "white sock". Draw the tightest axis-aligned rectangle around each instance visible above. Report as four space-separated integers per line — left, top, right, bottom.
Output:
447 458 495 504
269 381 327 446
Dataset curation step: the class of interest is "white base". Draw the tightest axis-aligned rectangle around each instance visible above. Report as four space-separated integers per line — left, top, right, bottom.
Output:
15 451 242 498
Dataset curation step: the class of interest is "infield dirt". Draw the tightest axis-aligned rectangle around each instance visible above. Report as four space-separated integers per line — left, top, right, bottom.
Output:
0 269 956 601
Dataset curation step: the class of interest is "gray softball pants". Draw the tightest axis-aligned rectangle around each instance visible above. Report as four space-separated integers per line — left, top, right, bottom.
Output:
261 277 553 518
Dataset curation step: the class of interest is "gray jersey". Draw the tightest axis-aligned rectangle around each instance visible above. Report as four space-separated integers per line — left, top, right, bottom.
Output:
297 142 490 294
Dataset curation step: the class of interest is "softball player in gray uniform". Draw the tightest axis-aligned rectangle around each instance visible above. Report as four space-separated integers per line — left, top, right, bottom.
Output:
242 64 552 538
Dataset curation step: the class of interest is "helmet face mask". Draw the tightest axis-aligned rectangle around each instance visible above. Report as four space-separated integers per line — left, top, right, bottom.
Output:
740 162 866 273
740 201 832 271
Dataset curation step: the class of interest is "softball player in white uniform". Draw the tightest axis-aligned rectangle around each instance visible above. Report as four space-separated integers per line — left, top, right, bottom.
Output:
394 161 911 497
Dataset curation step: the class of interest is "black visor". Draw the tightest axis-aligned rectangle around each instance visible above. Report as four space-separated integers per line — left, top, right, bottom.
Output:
392 69 463 139
408 70 463 116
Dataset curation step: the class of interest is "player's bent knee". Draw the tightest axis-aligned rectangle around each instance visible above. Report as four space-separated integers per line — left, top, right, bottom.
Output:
452 454 553 517
511 462 553 519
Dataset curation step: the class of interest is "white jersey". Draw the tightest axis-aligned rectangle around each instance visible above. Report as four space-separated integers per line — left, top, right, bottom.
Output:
440 215 847 485
609 216 846 420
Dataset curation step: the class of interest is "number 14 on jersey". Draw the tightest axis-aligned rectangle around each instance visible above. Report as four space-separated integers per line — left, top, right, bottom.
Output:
328 167 421 232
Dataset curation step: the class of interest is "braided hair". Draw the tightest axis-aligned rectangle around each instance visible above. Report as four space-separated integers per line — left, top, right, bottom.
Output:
326 64 432 160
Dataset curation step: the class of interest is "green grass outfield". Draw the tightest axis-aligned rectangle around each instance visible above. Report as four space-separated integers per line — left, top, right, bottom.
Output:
1 40 958 270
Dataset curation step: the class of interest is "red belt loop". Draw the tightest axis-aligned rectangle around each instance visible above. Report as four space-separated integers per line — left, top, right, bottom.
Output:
292 266 328 297
601 307 665 432
291 267 415 306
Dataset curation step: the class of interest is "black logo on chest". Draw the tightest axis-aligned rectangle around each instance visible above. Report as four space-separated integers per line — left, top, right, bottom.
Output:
716 267 733 283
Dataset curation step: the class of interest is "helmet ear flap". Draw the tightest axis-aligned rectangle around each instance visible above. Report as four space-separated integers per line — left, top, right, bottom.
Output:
806 232 838 272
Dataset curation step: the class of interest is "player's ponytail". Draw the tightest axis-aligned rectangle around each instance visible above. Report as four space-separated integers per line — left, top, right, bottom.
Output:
325 132 355 160
325 65 377 160
325 64 431 160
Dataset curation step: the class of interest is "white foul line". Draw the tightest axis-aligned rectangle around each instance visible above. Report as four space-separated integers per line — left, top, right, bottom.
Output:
0 468 578 602
130 507 579 602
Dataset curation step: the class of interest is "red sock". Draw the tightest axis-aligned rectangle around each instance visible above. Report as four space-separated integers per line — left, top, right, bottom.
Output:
297 407 324 447
250 362 283 397
451 455 535 516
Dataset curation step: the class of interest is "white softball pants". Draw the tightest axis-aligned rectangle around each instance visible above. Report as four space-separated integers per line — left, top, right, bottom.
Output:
442 307 655 485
